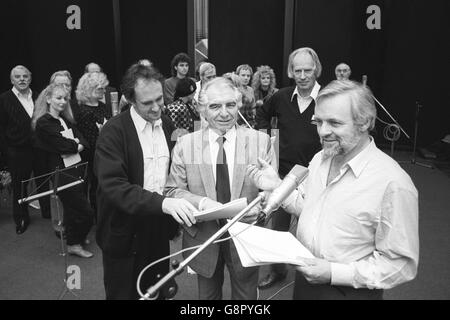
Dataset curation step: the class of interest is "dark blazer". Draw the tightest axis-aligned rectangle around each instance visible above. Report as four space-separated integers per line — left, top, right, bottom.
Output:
0 89 36 151
94 110 177 258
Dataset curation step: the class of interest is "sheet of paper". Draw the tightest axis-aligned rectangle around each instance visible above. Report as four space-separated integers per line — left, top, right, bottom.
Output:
229 221 315 267
60 129 81 168
194 198 248 222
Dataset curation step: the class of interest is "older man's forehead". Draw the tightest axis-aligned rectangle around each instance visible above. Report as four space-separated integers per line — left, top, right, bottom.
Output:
12 68 30 76
206 85 237 103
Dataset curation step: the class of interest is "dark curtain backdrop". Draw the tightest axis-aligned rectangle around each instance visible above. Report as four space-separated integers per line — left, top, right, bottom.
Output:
0 0 117 94
209 0 285 86
293 0 450 145
119 0 188 79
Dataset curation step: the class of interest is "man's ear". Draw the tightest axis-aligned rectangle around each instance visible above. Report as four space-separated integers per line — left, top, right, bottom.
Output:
359 119 371 133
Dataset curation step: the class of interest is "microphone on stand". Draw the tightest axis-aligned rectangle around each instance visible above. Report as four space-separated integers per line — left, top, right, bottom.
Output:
257 165 309 224
110 91 119 116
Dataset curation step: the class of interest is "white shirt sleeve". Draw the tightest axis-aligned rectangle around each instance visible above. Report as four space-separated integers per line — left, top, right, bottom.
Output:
331 181 419 289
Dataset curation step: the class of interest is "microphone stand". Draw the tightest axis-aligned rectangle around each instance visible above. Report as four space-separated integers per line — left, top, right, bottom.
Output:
362 75 431 168
404 101 433 168
18 163 88 300
140 195 263 300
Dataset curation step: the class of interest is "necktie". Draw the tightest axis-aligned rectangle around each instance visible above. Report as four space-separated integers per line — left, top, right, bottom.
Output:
216 136 231 204
215 136 231 235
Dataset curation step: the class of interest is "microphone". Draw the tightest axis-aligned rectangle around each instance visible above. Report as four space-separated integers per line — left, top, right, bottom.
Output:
110 91 119 116
362 75 368 86
257 165 309 224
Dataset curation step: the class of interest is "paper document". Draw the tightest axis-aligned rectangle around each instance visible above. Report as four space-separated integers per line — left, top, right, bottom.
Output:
229 221 315 267
194 198 248 222
60 129 81 168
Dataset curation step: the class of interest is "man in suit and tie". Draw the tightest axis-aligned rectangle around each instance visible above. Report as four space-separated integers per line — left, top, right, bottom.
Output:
165 76 275 300
94 63 197 300
255 47 323 289
0 65 51 234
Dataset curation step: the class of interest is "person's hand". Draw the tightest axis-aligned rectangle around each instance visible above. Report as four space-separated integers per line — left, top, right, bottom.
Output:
200 198 222 211
256 99 264 107
240 202 262 224
162 198 197 227
247 158 281 191
77 144 84 153
296 258 331 284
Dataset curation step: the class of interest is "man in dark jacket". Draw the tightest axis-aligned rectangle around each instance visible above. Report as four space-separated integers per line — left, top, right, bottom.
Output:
94 63 197 300
255 47 323 289
0 65 51 234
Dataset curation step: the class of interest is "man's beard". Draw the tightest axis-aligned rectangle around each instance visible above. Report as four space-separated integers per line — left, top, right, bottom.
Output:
322 141 343 160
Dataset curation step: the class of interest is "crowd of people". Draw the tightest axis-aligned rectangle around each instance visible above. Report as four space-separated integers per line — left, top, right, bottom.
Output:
0 48 419 300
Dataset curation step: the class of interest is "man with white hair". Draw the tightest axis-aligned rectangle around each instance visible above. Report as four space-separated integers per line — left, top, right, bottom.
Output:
0 65 49 233
255 47 323 289
248 80 419 299
165 76 275 300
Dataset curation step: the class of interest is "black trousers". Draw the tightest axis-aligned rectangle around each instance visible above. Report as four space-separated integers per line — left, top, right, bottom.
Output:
58 184 93 245
293 271 384 300
7 146 51 225
268 207 291 276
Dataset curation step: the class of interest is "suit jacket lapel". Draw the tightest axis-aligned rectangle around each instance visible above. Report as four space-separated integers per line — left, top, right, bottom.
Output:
196 129 216 200
231 127 247 200
10 90 32 119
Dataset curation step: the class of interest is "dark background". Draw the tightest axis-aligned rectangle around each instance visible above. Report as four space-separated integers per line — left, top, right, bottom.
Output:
1 0 449 146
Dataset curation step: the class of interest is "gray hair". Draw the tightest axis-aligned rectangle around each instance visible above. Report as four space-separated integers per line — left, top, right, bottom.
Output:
50 70 72 84
197 77 242 114
287 47 322 79
10 65 32 79
76 72 109 105
316 80 377 131
199 62 216 78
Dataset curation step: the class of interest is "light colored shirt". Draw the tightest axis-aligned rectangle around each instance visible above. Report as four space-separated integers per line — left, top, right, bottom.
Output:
282 138 419 290
194 80 202 103
130 106 170 195
291 82 320 114
12 87 34 118
208 126 236 189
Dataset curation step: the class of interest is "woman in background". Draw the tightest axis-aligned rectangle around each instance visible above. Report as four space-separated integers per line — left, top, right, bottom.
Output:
32 83 93 258
75 72 109 213
252 65 278 108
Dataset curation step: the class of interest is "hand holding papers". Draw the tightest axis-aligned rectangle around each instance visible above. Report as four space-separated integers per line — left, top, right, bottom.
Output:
60 128 82 168
229 221 315 267
194 198 248 222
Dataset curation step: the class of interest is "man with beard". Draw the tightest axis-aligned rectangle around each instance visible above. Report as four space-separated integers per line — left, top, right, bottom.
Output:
248 80 419 299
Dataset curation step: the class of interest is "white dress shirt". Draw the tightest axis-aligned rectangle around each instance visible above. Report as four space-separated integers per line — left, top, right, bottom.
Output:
282 138 419 289
12 87 34 118
130 107 170 195
291 82 320 114
208 126 236 188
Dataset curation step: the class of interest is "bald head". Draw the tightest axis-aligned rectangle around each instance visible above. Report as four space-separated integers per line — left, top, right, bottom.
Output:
85 62 102 73
335 63 351 80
